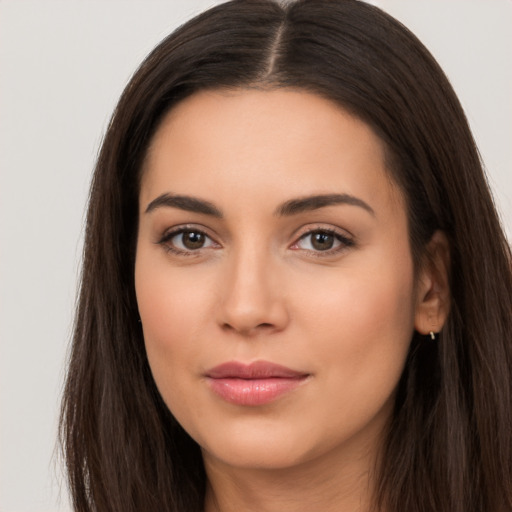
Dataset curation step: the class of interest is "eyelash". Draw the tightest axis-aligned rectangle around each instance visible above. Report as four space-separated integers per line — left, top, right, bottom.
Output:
291 227 355 257
157 225 219 257
157 225 355 257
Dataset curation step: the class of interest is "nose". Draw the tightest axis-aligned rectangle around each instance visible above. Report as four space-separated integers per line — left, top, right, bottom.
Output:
216 249 289 337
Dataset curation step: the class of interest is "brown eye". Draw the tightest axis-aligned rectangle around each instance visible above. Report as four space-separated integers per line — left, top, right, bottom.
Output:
181 230 206 249
160 228 218 254
311 231 335 251
293 229 354 254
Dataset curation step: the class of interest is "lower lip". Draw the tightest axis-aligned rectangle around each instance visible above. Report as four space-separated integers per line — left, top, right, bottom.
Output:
206 377 307 406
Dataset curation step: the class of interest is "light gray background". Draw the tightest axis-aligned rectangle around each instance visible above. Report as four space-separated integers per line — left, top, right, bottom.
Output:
1 1 510 511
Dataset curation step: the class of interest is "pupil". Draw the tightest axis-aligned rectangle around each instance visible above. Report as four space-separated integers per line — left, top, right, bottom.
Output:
312 232 334 250
183 231 205 249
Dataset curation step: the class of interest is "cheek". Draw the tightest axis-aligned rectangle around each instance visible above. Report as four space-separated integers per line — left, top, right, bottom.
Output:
134 250 212 400
298 254 415 330
343 270 414 340
295 253 416 394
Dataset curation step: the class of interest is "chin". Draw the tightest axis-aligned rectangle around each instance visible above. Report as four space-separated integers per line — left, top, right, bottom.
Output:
196 419 315 470
203 442 312 471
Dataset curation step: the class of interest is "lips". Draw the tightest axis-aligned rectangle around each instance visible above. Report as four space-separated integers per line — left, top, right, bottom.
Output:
205 361 310 406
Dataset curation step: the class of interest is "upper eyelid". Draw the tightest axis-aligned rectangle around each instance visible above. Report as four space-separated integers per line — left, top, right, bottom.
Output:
291 223 354 241
158 224 218 242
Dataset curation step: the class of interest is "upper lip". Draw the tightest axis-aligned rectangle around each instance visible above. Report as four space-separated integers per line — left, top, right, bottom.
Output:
205 360 309 379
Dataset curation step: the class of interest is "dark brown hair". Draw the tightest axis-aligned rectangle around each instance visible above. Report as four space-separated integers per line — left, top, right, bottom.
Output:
60 1 512 511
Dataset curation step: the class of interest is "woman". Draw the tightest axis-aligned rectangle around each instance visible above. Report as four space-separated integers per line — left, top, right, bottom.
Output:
60 1 512 511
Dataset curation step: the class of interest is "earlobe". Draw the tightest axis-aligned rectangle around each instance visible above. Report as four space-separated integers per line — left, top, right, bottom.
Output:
414 230 451 336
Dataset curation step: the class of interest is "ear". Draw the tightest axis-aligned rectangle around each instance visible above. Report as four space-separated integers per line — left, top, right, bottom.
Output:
414 230 451 336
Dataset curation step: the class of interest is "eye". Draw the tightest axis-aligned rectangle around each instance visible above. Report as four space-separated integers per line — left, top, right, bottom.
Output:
292 228 354 253
158 227 219 255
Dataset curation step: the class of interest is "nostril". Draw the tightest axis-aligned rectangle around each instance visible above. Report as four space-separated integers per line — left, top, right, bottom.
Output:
221 321 277 335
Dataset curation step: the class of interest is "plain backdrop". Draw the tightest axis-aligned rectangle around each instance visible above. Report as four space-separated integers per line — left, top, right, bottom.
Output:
0 1 510 511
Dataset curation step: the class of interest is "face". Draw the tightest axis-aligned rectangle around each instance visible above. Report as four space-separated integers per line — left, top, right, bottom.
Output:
135 89 422 473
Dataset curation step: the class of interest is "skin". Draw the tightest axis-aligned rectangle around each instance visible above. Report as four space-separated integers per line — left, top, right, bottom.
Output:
135 89 450 512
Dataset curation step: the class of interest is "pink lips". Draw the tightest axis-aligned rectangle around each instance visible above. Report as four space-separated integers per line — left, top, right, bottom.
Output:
205 361 309 406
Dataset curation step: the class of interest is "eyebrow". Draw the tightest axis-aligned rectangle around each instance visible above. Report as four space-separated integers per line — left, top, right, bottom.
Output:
275 193 375 217
145 193 223 217
144 192 374 218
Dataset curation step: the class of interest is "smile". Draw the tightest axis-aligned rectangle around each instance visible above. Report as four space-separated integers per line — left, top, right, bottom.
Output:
205 360 310 406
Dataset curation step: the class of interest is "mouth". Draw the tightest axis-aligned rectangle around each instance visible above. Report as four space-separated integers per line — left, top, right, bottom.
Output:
204 360 310 406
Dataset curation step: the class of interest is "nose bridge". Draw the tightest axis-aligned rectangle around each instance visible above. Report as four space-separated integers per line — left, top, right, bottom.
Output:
218 237 287 334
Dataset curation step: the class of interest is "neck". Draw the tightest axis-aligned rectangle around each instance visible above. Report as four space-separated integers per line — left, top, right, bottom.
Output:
203 439 381 512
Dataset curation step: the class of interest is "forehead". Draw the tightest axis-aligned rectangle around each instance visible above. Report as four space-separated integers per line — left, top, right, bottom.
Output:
141 88 404 217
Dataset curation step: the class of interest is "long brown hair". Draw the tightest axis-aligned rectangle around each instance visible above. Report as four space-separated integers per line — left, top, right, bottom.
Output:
60 1 512 510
